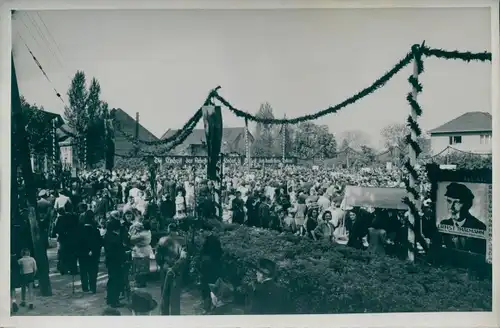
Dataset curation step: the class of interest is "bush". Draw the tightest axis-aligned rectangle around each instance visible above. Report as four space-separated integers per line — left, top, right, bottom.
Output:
190 225 492 314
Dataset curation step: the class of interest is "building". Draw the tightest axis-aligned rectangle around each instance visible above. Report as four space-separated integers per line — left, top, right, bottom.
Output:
57 108 160 168
111 108 159 156
160 127 254 156
429 112 492 156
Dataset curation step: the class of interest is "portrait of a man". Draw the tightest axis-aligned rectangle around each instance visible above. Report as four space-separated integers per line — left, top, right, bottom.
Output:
438 182 487 254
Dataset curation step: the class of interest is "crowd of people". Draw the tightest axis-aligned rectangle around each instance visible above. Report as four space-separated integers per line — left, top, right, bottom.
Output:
11 161 435 315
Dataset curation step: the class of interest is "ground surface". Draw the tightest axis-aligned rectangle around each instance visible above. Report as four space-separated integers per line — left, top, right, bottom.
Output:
12 245 204 316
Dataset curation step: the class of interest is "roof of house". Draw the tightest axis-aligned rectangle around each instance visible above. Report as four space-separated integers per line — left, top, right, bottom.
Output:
112 108 159 155
160 127 253 155
429 112 492 134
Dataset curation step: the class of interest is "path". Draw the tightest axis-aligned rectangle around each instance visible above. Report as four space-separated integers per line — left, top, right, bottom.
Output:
13 246 204 316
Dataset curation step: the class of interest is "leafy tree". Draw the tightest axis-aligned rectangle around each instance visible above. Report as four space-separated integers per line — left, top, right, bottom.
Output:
20 96 53 154
357 145 377 167
252 102 278 156
293 122 337 159
64 71 108 167
380 123 431 161
338 130 370 150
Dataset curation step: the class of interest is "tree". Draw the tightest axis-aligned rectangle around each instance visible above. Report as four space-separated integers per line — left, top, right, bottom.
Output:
338 130 370 150
64 71 108 167
357 145 377 167
293 122 337 159
20 96 52 154
380 123 431 160
252 102 278 156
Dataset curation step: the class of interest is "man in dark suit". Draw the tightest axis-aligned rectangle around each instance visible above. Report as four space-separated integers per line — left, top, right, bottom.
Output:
77 211 102 293
439 182 486 254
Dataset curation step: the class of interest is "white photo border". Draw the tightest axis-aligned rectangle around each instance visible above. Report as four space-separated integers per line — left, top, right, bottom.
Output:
1 0 498 327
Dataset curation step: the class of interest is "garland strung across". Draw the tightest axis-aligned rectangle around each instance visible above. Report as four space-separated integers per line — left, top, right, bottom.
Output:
113 88 219 146
212 51 414 125
210 44 491 126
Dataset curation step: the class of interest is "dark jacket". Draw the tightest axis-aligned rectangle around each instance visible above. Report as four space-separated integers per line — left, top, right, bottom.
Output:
104 231 127 268
78 224 103 260
248 279 289 314
440 213 487 254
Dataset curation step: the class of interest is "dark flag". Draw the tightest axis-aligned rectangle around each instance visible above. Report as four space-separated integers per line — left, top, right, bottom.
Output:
202 106 223 180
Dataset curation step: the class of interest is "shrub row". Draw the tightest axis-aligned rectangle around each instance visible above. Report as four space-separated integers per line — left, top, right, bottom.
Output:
189 225 492 314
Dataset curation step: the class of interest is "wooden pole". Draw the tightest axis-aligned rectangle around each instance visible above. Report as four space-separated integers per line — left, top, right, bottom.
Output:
407 57 419 262
282 114 286 163
245 119 251 172
11 55 52 296
135 112 140 156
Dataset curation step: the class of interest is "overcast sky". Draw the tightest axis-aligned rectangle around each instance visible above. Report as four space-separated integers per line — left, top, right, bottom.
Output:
12 8 492 148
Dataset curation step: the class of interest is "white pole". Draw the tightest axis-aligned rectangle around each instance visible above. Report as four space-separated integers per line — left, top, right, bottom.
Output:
407 57 419 262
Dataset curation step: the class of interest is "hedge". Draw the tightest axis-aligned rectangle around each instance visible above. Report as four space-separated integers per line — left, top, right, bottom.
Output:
189 225 492 314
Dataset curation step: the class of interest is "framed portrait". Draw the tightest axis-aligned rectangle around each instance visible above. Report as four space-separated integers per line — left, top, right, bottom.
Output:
427 164 492 263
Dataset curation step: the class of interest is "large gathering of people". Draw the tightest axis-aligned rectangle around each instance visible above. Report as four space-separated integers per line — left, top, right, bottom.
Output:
11 161 436 315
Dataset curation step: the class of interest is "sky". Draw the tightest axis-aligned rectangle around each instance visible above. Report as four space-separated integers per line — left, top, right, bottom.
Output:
12 8 492 149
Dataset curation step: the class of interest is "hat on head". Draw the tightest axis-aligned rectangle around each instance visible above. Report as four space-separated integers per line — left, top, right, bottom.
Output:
128 290 157 313
444 182 474 204
38 189 48 198
109 210 121 221
256 258 277 277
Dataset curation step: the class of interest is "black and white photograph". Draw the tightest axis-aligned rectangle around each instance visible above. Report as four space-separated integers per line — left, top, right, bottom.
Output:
436 181 489 254
2 0 499 326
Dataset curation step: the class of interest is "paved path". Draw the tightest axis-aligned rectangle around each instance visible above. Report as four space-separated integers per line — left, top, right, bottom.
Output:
13 247 203 316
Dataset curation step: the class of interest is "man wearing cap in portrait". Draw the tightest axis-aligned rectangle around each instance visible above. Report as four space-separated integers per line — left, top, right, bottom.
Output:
439 182 486 254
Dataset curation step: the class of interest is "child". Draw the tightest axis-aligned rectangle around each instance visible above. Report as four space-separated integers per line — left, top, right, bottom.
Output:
174 190 186 219
18 248 37 310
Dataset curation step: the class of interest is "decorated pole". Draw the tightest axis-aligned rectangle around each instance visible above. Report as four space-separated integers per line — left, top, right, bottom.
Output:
202 105 223 221
83 136 87 170
245 118 251 172
403 42 425 262
52 117 57 175
282 114 286 163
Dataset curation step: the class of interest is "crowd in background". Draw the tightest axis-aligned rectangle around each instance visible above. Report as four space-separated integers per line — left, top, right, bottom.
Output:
11 162 435 314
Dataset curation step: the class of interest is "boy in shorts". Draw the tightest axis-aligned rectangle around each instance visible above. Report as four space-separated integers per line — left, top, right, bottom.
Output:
18 248 37 310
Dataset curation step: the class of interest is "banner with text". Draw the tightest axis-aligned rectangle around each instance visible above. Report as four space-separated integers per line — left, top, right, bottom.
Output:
161 156 297 166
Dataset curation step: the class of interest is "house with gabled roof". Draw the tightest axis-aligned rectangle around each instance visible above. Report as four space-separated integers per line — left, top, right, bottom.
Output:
429 112 492 155
160 127 254 156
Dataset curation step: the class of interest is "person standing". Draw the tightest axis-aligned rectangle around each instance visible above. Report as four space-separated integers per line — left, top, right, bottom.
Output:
77 211 103 293
18 248 37 310
104 219 127 308
156 224 187 315
199 235 224 313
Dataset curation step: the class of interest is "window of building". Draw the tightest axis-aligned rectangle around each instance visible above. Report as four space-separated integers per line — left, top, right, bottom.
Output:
449 136 462 145
480 134 492 145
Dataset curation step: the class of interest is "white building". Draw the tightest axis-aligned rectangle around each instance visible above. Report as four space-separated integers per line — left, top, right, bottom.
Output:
429 112 492 156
